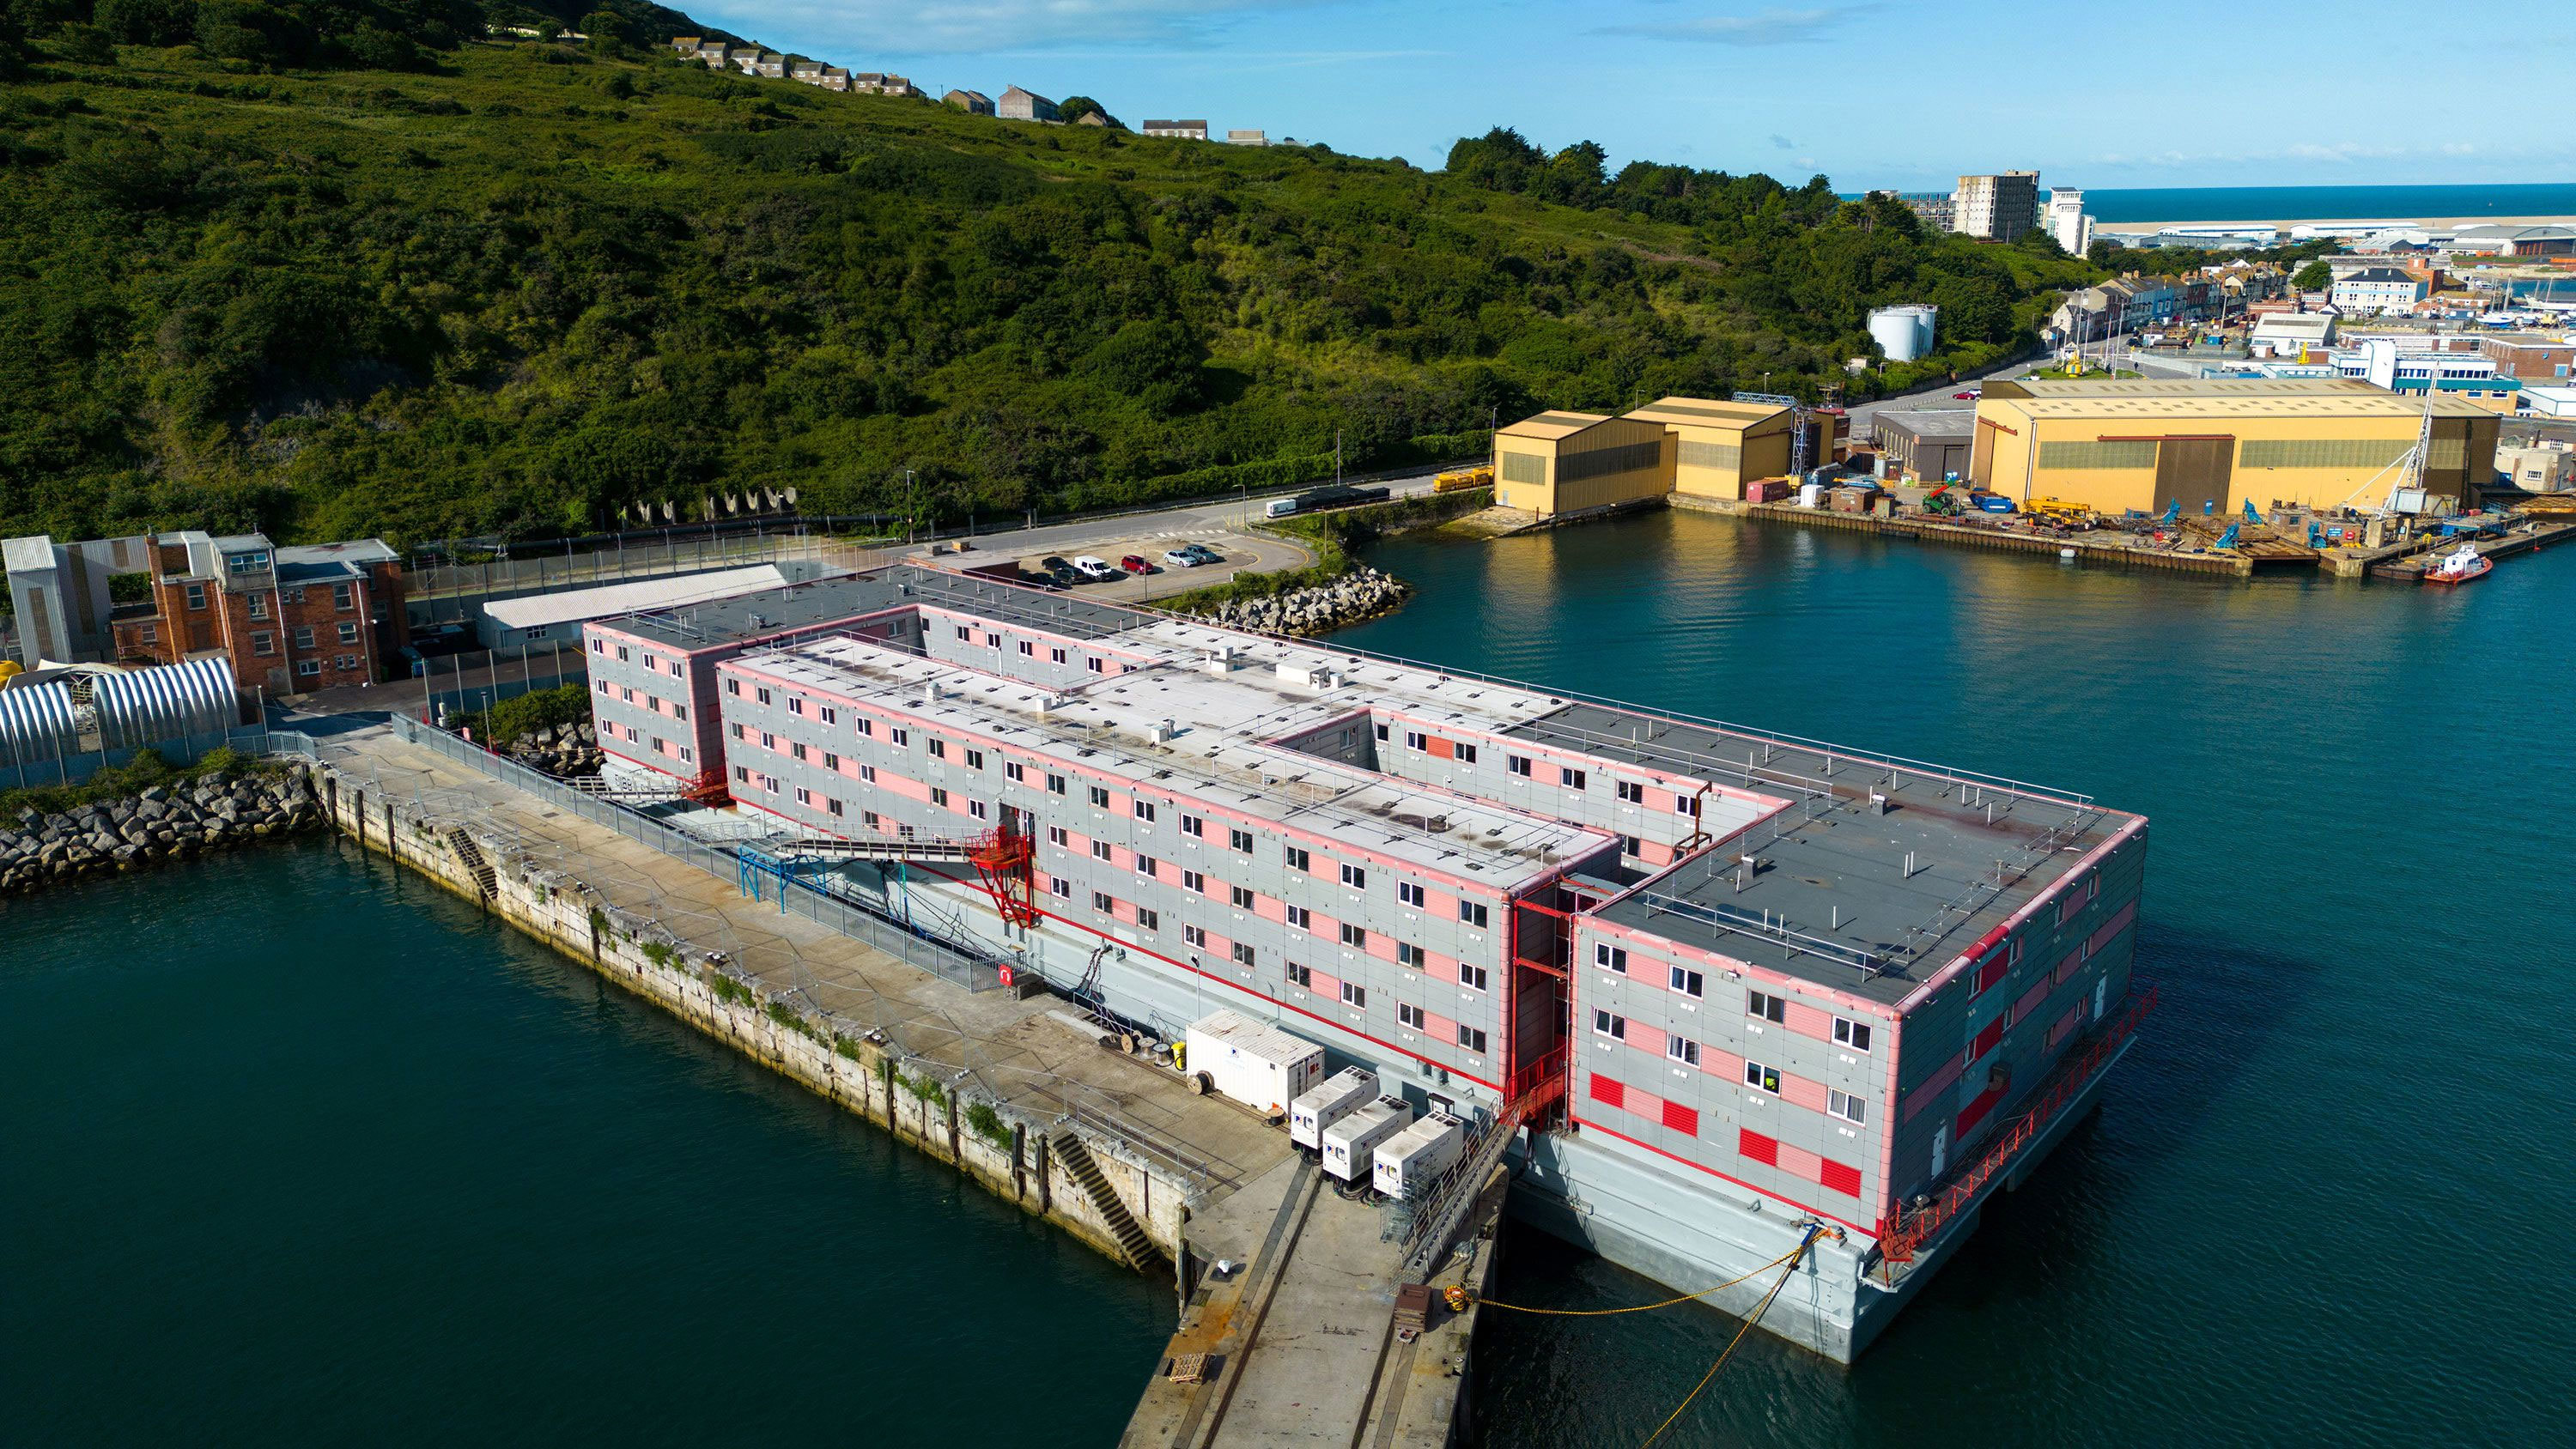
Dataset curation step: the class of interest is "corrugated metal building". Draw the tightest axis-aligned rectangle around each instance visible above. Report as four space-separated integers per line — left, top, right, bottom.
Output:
1492 411 1669 520
1623 397 1795 501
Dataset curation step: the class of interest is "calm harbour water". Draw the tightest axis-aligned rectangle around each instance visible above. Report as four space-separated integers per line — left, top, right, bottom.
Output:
9 508 2572 1446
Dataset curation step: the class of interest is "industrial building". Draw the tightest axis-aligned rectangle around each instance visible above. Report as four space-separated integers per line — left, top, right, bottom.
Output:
475 563 829 648
578 564 2152 1361
1869 408 1977 483
1868 305 1939 363
1493 397 1797 521
1971 378 2500 515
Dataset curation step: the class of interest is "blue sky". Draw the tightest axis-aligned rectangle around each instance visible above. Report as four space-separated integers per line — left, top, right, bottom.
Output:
680 1 2576 190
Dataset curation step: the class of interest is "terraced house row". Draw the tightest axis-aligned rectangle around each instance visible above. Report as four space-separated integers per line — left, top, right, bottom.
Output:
579 566 2151 1361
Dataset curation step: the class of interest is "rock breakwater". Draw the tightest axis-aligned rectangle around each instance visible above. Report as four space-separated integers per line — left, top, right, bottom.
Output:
1 769 321 894
1188 566 1412 636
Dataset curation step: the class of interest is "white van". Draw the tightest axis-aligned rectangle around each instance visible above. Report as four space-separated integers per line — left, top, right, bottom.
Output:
1264 497 1298 518
1072 555 1120 581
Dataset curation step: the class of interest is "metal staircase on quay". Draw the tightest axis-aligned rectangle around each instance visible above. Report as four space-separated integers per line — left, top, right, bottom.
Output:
444 827 497 900
1051 1131 1158 1270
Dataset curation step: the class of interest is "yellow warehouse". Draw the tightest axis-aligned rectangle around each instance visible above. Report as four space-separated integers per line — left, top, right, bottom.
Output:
1623 397 1797 501
1971 379 2498 516
1492 411 1669 520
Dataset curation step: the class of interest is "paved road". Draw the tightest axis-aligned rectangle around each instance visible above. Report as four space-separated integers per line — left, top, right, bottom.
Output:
898 464 1454 566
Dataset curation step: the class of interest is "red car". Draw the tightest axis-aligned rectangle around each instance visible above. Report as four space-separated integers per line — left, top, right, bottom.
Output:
1119 555 1154 574
1952 389 1978 399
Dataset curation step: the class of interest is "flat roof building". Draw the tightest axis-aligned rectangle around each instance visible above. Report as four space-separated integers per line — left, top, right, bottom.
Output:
1971 378 2499 515
1624 397 1798 503
1953 171 2040 243
1870 408 1978 483
1142 119 1208 140
1493 398 1797 521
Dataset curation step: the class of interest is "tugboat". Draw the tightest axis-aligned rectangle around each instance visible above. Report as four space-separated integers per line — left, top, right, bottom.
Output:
2421 543 2492 585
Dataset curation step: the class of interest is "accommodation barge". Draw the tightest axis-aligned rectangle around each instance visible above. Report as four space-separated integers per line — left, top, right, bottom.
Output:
577 565 2149 1361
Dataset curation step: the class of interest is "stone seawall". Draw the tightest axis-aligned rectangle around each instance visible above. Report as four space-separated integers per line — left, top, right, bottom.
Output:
1 770 321 895
306 763 1189 1273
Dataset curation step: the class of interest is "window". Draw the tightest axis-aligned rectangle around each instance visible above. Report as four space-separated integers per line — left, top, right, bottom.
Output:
1674 796 1698 817
294 627 314 650
1829 1090 1868 1126
296 658 320 677
1050 647 1067 665
756 687 772 706
969 800 989 822
1182 870 1206 892
1183 925 1207 948
1230 828 1254 853
790 743 809 761
854 717 871 734
1456 743 1479 764
593 639 606 655
826 798 844 817
1397 943 1425 968
862 810 878 828
1092 891 1115 913
1180 814 1205 838
1048 876 1072 900
1086 657 1105 675
1135 854 1157 877
1048 827 1068 846
930 787 950 807
795 787 814 806
1340 981 1366 1009
139 624 158 646
615 646 630 664
819 706 835 724
1398 1003 1425 1030
1744 1060 1782 1094
965 749 985 771
1459 900 1489 930
1091 840 1114 861
789 698 806 717
252 632 274 656
1617 780 1645 803
185 582 207 610
1340 923 1367 949
1405 730 1427 750
1340 863 1367 889
1285 961 1311 988
1230 885 1254 909
1285 846 1311 871
859 764 876 783
1560 767 1588 790
730 723 746 740
1668 965 1704 999
1592 1009 1626 1040
1018 640 1036 657
956 625 972 641
1668 1037 1702 1067
672 705 687 721
984 632 1000 648
1747 991 1786 1023
1620 834 1643 856
928 739 946 760
1458 963 1488 992
1508 755 1532 778
1005 761 1024 783
1133 799 1156 822
1047 773 1066 795
1231 942 1256 967
890 727 908 747
1595 943 1628 974
822 752 840 772
1459 1025 1487 1054
733 766 749 784
1285 905 1310 929
1398 881 1425 908
1136 907 1159 931
1088 785 1110 807
757 731 775 750
247 593 269 621
1833 1017 1874 1053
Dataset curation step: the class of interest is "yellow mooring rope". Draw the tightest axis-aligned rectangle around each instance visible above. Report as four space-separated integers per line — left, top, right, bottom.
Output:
1637 1232 1817 1448
1444 1246 1800 1318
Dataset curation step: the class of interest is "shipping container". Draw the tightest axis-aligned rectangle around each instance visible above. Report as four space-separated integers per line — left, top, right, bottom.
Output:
1184 1009 1325 1118
1321 1095 1414 1183
1289 1067 1381 1152
1371 1112 1467 1199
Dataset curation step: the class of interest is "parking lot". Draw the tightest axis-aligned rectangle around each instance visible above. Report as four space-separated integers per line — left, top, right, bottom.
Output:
935 525 1314 605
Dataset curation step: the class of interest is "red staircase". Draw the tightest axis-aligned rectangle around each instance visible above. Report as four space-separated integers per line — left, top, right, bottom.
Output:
1875 985 2158 1264
967 823 1040 928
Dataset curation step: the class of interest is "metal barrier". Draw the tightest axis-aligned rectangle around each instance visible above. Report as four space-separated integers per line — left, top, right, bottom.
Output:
385 713 1005 993
2 722 282 793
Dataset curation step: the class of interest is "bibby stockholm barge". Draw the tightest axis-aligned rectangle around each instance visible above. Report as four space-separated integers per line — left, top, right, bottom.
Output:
577 565 2149 1360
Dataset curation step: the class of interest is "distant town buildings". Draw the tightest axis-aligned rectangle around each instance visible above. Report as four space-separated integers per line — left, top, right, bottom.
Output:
944 89 993 115
2330 267 2432 315
1143 119 1208 140
2047 188 2094 256
998 86 1058 122
1225 129 1269 147
1953 171 2041 242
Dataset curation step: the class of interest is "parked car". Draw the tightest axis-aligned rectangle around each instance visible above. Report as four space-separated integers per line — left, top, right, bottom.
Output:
1952 390 1978 400
1041 555 1072 573
1181 543 1222 563
1163 548 1205 567
1119 555 1153 574
1072 555 1120 581
1046 564 1079 588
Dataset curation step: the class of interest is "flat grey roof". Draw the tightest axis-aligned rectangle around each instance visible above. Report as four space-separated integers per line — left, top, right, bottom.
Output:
1506 703 2123 1003
615 565 1151 652
1870 408 1977 444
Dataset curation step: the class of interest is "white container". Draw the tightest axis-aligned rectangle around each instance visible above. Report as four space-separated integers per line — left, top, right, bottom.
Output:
1798 482 1828 509
1320 1096 1414 1183
1184 1009 1325 1118
1289 1067 1379 1151
1371 1112 1467 1199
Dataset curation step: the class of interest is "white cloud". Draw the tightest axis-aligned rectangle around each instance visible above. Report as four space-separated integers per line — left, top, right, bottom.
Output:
689 0 1352 57
1596 6 1876 45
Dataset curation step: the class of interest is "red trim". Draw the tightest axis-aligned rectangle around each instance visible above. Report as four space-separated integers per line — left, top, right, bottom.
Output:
1572 1114 1874 1238
896 861 1505 1093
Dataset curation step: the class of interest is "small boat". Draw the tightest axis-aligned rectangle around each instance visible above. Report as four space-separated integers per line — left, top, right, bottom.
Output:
2421 543 2492 585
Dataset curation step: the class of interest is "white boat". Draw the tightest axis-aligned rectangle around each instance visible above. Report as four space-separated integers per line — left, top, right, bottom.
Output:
2422 543 2491 585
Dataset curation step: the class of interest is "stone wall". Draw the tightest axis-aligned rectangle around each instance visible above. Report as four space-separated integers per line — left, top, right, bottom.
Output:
1 769 320 894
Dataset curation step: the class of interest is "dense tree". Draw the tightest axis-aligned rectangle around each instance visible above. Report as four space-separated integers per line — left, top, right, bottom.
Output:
2292 259 2333 291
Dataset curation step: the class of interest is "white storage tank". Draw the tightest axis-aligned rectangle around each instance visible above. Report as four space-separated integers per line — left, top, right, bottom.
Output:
1183 1009 1324 1119
1321 1095 1414 1184
1290 1067 1380 1152
1868 304 1938 363
1372 1112 1467 1200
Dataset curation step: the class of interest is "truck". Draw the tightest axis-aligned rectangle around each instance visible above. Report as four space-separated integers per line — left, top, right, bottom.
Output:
1289 1067 1380 1153
1183 1009 1325 1119
1432 465 1492 494
1371 1112 1467 1201
1321 1095 1414 1184
1264 484 1393 518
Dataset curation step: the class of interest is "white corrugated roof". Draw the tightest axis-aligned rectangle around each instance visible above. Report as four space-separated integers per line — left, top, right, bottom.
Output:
483 566 792 631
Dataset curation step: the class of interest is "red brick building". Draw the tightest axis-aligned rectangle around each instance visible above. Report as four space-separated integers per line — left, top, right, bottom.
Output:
108 531 407 695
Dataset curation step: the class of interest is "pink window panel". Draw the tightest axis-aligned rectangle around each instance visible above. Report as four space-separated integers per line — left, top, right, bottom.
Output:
1902 1052 1967 1123
1661 1100 1699 1136
1819 1159 1862 1197
1622 1021 1666 1056
1364 932 1400 964
2054 949 2085 986
1422 1010 1460 1040
1781 1001 1835 1042
2087 900 2137 955
1738 1129 1778 1167
1703 1046 1747 1080
1304 967 1340 998
1970 1016 2005 1062
1427 736 1456 760
1780 1073 1830 1113
1643 787 1679 812
876 773 930 803
1253 894 1286 924
2014 976 2052 1025
1775 1142 1825 1181
1417 953 1455 984
1110 900 1138 925
1590 1074 1626 1110
2049 1003 2083 1046
1306 911 1340 941
1975 949 2014 995
1956 1085 2003 1137
1621 1083 1665 1122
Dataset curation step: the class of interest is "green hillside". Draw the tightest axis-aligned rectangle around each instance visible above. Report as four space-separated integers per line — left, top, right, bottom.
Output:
0 10 2100 546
